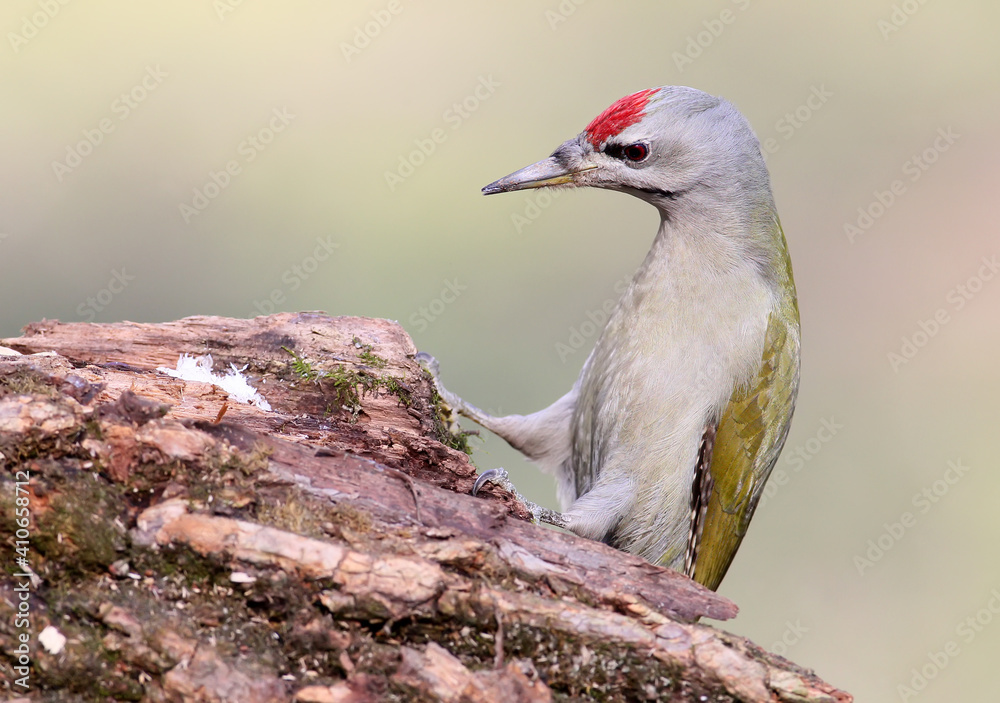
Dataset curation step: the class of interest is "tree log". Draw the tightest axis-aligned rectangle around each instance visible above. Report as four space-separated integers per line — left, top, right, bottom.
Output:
0 313 850 702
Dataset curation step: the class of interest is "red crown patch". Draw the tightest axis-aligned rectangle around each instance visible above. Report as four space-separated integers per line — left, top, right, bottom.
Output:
584 88 658 147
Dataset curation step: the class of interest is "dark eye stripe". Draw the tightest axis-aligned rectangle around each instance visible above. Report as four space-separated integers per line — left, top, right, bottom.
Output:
604 143 624 159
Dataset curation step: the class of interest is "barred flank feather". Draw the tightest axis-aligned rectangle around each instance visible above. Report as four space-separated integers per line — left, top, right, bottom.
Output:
685 423 717 578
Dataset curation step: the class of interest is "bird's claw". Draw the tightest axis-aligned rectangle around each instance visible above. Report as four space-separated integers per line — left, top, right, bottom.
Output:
472 467 510 496
416 351 463 434
471 467 567 529
415 351 441 379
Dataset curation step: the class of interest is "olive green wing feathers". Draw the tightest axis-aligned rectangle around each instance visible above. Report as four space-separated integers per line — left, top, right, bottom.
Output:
691 303 801 591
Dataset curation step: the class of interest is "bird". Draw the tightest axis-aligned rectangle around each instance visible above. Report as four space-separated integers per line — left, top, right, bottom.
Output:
419 86 800 591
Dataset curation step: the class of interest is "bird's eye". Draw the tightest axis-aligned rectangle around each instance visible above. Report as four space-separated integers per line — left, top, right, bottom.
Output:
623 143 649 162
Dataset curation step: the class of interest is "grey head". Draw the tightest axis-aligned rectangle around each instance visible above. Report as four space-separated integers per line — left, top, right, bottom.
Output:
483 86 775 222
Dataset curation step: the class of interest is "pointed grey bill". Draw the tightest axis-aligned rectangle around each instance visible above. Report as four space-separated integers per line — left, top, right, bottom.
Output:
482 157 597 195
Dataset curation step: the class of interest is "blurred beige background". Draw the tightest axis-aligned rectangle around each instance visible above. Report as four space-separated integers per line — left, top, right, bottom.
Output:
3 1 999 700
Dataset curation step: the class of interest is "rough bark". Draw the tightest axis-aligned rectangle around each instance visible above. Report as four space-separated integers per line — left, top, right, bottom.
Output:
0 313 850 702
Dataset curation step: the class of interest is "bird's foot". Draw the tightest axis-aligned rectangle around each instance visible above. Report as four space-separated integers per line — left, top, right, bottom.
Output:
415 351 442 382
416 351 464 434
416 351 466 418
472 468 566 528
418 352 562 527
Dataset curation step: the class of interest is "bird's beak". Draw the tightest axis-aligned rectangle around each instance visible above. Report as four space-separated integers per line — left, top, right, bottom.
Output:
482 157 597 195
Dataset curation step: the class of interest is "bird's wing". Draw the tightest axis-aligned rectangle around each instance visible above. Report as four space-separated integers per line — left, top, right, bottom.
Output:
691 304 800 591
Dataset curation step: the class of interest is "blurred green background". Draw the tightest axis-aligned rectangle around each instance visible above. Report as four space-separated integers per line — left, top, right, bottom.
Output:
3 1 999 700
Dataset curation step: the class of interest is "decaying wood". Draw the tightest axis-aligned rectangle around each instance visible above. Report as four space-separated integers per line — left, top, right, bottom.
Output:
0 313 851 702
